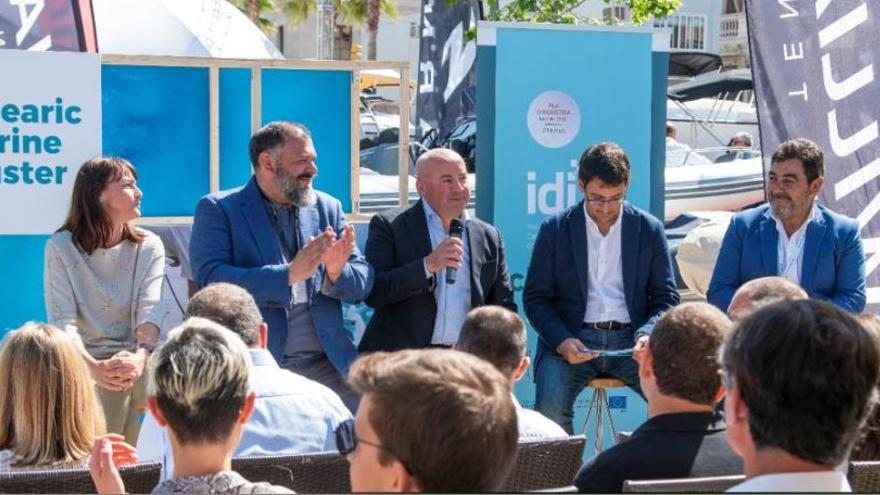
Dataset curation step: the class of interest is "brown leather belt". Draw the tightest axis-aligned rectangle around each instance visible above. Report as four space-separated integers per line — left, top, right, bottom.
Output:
582 321 630 330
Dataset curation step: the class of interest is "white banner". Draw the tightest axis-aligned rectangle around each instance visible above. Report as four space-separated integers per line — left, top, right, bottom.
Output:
0 49 101 234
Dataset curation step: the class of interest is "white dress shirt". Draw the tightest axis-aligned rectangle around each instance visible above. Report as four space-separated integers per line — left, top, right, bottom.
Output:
583 204 631 324
728 470 850 492
513 394 567 440
770 202 819 284
137 349 352 481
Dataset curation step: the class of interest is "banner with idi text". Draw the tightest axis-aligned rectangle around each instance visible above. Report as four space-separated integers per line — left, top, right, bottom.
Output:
476 22 669 450
746 0 880 308
0 49 101 234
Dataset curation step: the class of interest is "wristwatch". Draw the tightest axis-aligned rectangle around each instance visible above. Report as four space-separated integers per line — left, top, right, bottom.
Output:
137 341 156 353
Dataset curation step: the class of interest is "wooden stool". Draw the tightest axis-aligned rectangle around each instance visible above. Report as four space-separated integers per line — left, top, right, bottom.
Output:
583 378 626 455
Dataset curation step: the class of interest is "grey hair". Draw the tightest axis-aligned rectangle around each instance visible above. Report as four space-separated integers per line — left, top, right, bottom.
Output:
185 283 262 347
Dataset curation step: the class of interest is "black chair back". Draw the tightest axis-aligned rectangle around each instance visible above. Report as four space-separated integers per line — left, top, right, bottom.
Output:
232 452 350 493
0 461 161 494
848 460 880 492
622 474 745 493
503 435 586 492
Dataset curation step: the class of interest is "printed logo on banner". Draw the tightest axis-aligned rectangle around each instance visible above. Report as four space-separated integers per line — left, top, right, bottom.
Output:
0 50 101 234
608 395 627 410
527 91 581 149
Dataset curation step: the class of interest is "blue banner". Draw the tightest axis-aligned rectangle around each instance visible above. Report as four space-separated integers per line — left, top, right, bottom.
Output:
477 22 668 449
746 0 880 308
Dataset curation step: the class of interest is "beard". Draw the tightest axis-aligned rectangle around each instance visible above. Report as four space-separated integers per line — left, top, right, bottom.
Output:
769 194 797 219
275 167 317 207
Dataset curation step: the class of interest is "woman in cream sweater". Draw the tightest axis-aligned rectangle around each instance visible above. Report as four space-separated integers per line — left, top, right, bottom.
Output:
44 156 165 445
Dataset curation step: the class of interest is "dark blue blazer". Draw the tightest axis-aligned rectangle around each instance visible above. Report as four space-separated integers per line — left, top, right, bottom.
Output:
523 201 679 364
190 178 374 375
707 203 865 313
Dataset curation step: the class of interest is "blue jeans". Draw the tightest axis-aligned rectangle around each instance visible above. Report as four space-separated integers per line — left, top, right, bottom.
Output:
534 327 642 434
280 352 360 414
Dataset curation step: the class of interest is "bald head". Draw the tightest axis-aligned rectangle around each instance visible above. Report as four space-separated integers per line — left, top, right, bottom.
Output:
727 276 808 322
416 148 465 178
415 148 470 221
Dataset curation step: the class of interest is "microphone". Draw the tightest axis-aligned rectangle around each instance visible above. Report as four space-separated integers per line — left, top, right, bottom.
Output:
446 218 464 285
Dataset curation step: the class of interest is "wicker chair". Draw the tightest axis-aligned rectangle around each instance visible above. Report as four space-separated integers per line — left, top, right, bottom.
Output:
848 460 880 492
0 461 161 494
622 474 745 493
502 435 586 492
232 452 351 493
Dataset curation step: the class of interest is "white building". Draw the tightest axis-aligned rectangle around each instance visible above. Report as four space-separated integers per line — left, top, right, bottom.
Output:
271 0 750 77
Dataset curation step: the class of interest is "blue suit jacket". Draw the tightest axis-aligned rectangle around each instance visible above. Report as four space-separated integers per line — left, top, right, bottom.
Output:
190 178 374 375
707 203 865 313
523 201 679 364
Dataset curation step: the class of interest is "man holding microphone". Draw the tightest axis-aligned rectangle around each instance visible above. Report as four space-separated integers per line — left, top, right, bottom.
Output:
360 149 516 352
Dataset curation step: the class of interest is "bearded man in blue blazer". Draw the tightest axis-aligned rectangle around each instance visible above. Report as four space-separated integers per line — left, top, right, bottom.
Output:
707 138 866 314
190 122 373 412
524 142 679 433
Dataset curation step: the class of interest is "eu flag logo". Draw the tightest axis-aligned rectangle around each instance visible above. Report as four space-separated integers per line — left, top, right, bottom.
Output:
608 396 627 410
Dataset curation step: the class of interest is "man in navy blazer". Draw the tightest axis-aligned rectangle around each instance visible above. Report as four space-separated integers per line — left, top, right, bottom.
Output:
190 122 373 412
360 148 516 352
524 143 679 433
707 138 865 314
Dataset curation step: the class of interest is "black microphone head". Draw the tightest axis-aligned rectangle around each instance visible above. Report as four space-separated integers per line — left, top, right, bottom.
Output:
449 218 464 238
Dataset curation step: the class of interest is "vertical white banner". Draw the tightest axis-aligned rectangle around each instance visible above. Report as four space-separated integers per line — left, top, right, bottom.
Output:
0 49 101 234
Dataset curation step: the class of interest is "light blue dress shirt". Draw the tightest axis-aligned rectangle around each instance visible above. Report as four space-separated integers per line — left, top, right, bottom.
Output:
136 348 352 481
422 201 472 346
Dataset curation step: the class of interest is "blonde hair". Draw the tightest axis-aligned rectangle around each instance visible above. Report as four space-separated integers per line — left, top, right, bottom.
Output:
0 323 105 467
149 317 251 445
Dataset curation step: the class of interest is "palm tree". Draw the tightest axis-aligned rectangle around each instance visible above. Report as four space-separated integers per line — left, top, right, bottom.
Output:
334 0 398 60
232 0 397 60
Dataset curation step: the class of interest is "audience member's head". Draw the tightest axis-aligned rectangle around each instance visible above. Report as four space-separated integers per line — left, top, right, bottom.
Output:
0 323 106 467
728 132 752 148
721 299 880 473
147 318 255 450
185 282 267 349
455 306 528 386
851 313 880 461
666 122 677 139
639 303 731 411
343 349 518 492
859 313 880 336
727 276 808 322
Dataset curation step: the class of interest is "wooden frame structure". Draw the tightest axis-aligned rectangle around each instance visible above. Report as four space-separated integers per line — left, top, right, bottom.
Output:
99 55 411 224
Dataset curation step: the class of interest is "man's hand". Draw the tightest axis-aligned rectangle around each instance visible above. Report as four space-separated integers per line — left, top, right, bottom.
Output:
289 230 334 284
89 434 138 494
323 224 356 284
556 338 598 365
424 237 464 274
632 335 649 365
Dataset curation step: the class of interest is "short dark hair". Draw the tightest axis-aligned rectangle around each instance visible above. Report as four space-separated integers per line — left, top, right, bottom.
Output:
249 121 311 169
771 138 824 183
721 299 880 465
185 283 262 347
457 306 526 378
348 350 518 492
578 142 630 187
651 303 731 405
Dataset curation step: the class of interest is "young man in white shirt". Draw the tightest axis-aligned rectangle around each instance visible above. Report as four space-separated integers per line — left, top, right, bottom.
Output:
722 299 879 492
